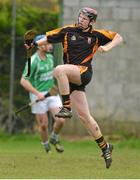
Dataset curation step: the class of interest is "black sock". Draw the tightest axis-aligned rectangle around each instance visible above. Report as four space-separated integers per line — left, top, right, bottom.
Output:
95 136 107 151
62 94 71 110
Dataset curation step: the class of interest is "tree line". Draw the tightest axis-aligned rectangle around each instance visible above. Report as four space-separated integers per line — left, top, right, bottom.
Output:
0 0 59 133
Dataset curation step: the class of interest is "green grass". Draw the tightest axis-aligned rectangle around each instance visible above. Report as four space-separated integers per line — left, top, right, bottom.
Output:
0 132 140 179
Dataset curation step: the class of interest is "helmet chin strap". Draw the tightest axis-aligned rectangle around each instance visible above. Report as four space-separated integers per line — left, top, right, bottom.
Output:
77 21 92 31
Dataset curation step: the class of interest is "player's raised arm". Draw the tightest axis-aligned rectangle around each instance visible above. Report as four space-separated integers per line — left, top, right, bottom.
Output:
98 33 123 53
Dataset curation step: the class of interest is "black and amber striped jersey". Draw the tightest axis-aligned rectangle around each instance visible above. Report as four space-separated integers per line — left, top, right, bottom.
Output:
46 24 117 68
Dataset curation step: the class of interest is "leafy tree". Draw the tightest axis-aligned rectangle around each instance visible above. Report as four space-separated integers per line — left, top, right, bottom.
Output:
0 0 60 133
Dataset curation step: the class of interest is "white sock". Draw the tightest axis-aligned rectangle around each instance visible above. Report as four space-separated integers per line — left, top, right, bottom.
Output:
41 140 49 147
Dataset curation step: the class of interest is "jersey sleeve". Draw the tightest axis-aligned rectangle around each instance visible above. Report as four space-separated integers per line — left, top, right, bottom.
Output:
94 29 117 46
46 25 74 43
46 27 66 43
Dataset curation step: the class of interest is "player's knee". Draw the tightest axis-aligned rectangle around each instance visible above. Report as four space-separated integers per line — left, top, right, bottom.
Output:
40 123 48 131
38 119 48 131
53 65 64 78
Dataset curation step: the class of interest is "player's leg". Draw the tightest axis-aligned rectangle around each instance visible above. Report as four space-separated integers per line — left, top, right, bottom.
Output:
47 95 65 152
71 90 113 168
53 64 81 94
53 64 81 118
36 113 51 153
31 95 51 153
49 108 65 153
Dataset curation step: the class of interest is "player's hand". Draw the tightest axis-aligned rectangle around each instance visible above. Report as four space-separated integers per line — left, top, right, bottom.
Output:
24 43 32 50
98 46 109 53
36 92 46 101
24 42 37 50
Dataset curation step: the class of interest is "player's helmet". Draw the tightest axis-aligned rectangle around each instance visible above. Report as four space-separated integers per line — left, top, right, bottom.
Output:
79 7 98 22
34 35 46 47
34 35 46 42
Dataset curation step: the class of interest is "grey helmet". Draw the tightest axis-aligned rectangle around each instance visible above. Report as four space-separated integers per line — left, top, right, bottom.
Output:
79 7 97 22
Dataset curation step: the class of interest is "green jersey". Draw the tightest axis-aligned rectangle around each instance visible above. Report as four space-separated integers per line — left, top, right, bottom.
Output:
22 52 54 91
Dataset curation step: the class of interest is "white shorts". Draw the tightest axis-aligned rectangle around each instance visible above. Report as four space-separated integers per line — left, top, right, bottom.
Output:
29 91 62 114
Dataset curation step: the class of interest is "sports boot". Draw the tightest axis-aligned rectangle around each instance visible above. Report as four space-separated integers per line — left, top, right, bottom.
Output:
44 143 51 153
55 107 72 118
102 143 113 169
50 137 64 153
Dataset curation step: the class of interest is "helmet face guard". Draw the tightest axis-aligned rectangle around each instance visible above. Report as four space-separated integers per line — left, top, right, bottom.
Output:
79 7 97 22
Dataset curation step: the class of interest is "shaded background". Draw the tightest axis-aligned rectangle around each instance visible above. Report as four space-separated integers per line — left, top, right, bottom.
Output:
0 0 140 137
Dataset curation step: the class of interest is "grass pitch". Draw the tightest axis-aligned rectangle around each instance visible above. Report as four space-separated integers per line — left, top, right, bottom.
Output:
0 132 140 179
